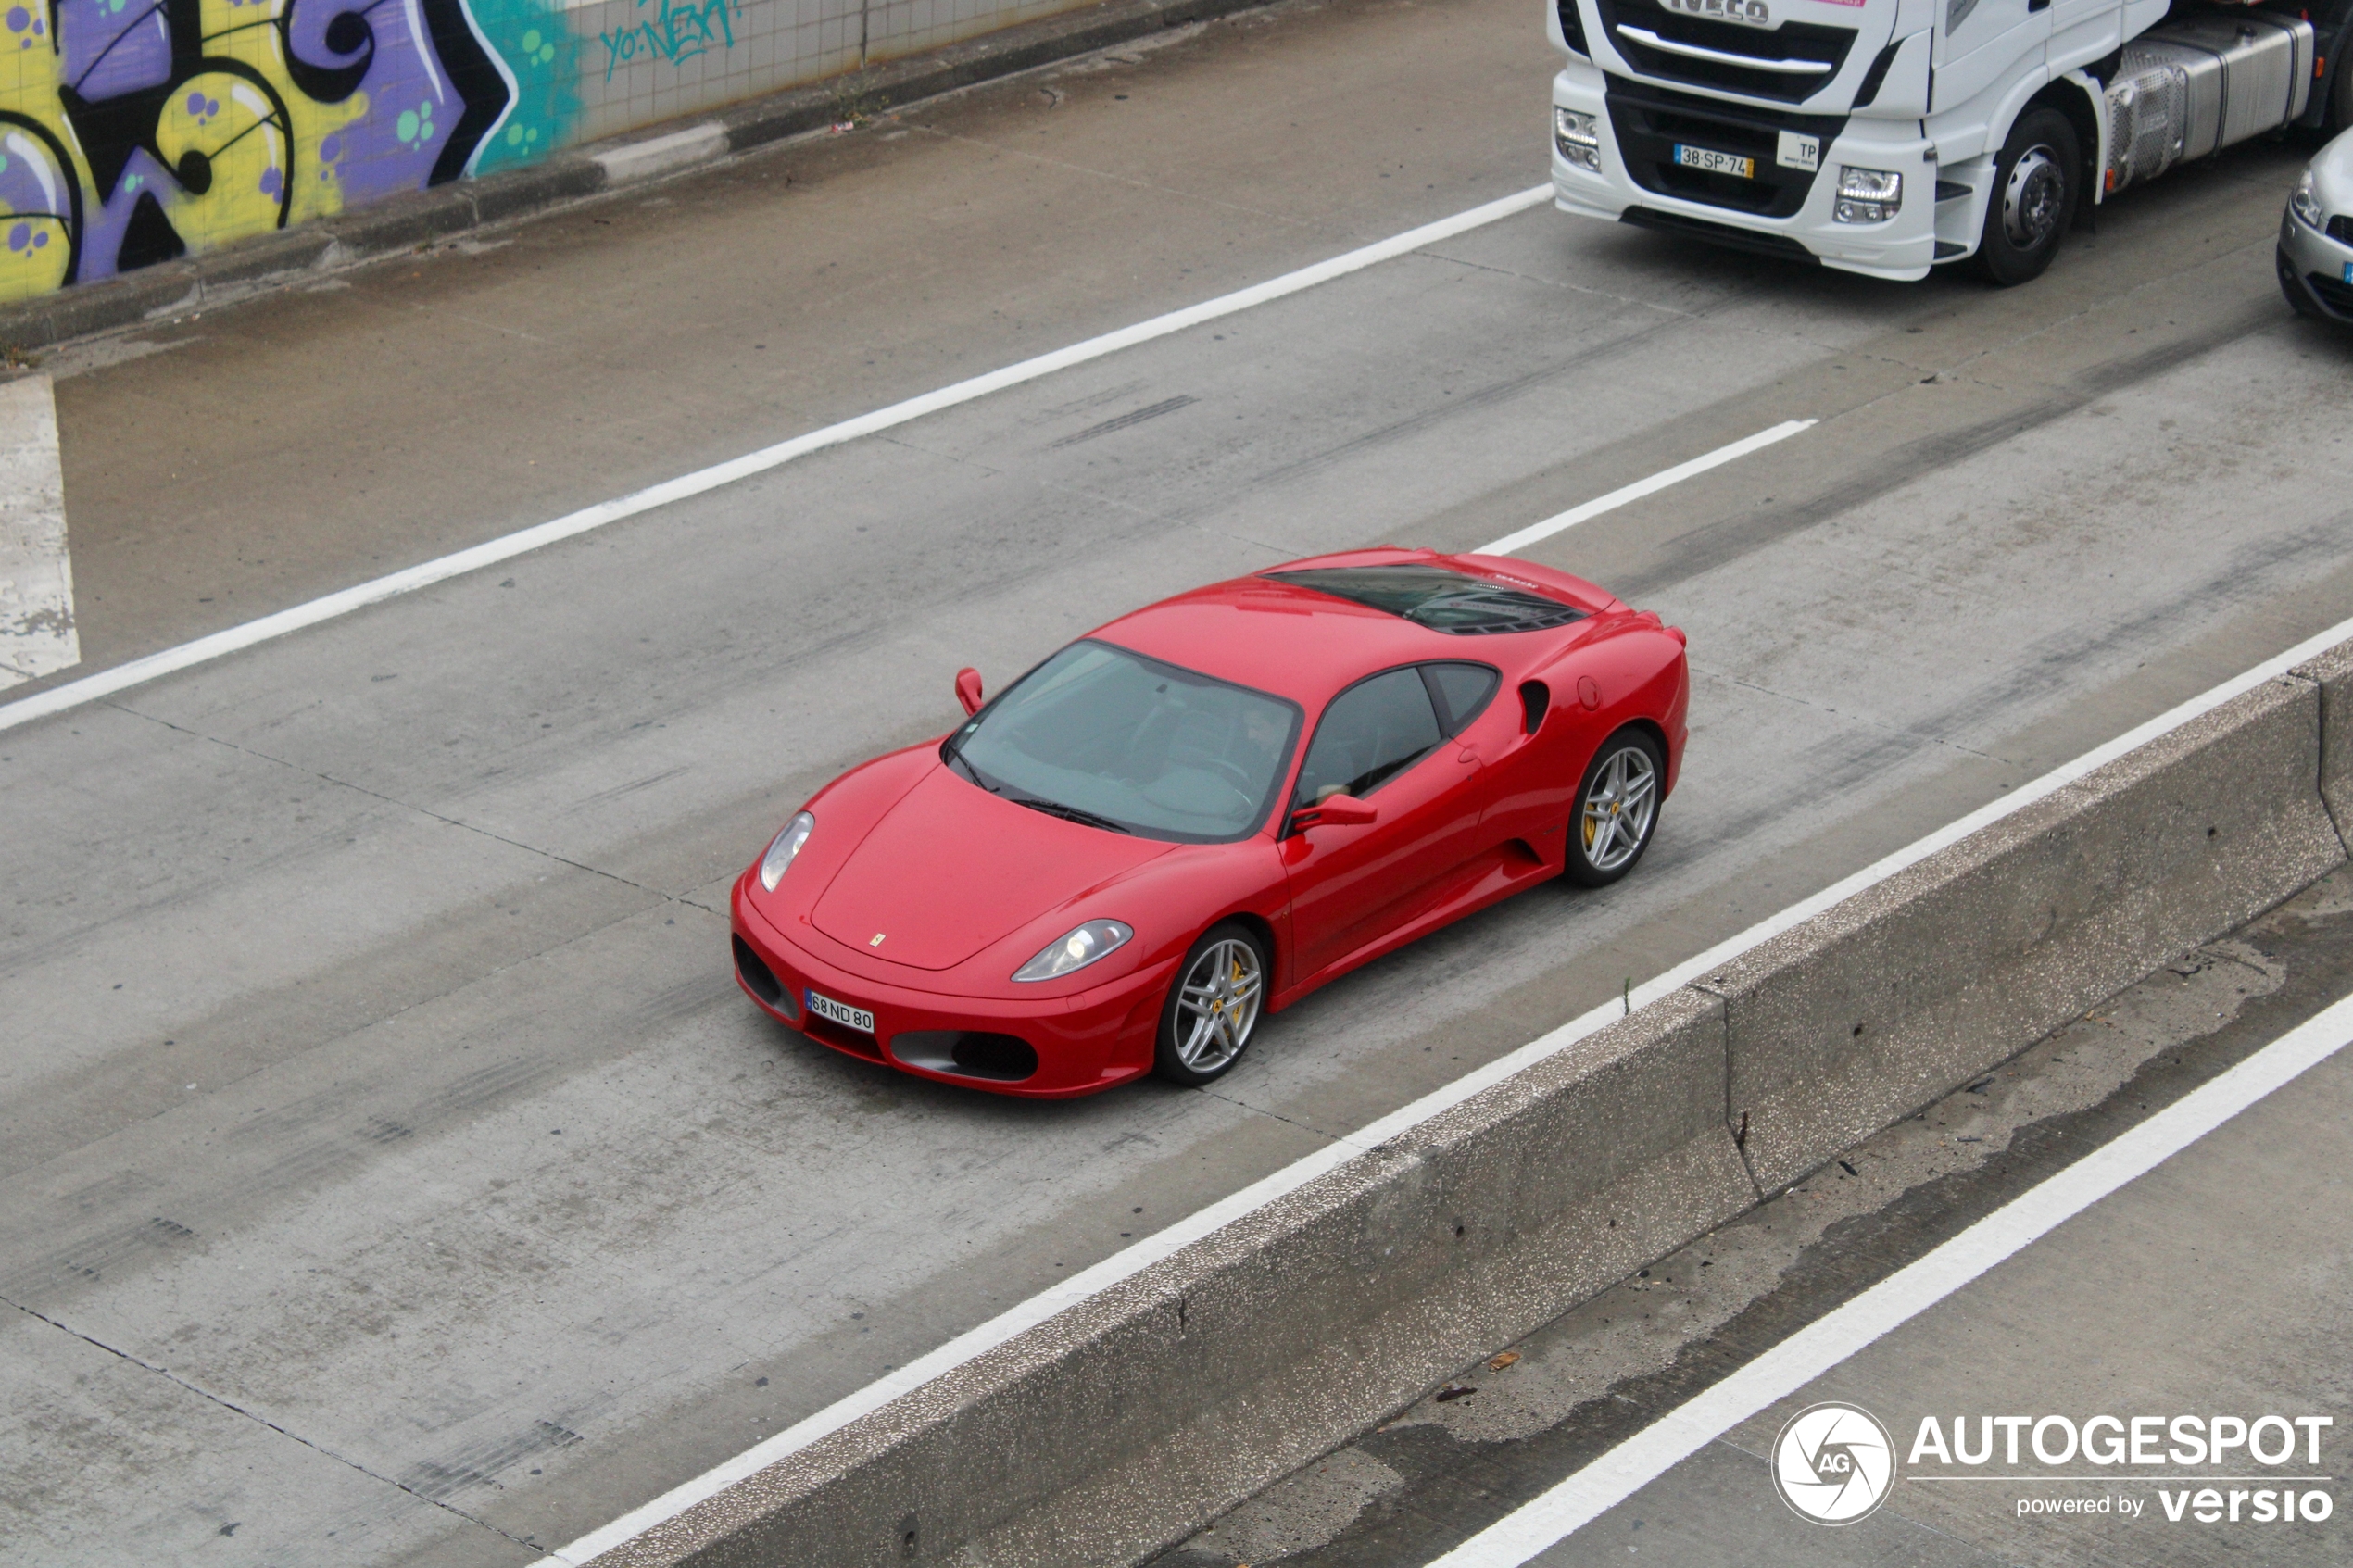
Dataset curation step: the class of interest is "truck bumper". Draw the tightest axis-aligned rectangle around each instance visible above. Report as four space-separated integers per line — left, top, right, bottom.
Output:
1552 66 1938 282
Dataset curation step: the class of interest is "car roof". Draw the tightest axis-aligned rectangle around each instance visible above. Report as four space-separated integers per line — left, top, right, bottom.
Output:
1087 547 1622 709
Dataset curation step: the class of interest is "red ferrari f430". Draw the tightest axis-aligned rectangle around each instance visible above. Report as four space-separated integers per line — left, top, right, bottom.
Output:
730 548 1689 1097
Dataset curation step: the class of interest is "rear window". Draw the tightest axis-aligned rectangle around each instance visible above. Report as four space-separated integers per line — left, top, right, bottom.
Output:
1262 564 1587 635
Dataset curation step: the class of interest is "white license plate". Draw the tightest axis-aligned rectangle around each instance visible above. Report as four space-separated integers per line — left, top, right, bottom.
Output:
1674 144 1755 180
806 989 875 1034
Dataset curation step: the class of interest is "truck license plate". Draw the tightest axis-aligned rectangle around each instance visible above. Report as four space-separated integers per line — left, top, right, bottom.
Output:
1674 144 1755 179
806 989 875 1033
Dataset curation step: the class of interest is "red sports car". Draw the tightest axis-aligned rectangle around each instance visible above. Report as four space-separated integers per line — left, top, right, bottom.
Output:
730 547 1689 1097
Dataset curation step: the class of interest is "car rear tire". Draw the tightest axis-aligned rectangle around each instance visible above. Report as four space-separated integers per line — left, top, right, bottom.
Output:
1154 922 1267 1086
1563 728 1664 887
1971 108 2079 287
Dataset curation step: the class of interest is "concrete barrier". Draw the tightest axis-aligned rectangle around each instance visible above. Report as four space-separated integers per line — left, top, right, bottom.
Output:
2297 642 2353 854
1707 674 2344 1192
573 645 2353 1568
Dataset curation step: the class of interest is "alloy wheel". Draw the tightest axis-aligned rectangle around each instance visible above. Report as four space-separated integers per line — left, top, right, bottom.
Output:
1172 936 1264 1073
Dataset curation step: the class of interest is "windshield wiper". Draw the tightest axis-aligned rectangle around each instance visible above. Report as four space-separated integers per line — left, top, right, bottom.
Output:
1013 797 1132 834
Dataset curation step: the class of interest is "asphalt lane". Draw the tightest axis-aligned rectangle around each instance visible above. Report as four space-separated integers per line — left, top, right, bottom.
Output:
6 5 2353 1564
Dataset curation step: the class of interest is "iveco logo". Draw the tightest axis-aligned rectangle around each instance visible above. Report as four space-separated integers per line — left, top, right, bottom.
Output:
1661 0 1774 24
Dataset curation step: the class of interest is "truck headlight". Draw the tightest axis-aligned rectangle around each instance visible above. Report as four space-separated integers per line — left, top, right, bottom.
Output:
1833 166 1902 223
2291 169 2324 232
1555 108 1601 172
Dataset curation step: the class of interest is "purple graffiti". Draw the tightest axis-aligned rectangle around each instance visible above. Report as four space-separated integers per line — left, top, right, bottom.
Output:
59 0 172 100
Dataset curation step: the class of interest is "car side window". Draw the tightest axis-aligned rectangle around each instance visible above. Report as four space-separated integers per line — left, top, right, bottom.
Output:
1422 662 1500 736
1295 668 1443 804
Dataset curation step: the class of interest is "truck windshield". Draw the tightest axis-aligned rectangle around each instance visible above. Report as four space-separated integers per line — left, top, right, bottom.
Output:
945 640 1302 843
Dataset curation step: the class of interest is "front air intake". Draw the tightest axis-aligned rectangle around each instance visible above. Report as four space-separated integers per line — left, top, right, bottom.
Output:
890 1031 1040 1083
732 936 797 1019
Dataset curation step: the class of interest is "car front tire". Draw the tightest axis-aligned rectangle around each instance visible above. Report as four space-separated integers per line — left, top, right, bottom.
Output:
1153 922 1268 1086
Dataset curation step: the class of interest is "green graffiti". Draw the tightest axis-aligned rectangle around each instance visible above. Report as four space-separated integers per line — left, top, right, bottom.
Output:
470 0 583 177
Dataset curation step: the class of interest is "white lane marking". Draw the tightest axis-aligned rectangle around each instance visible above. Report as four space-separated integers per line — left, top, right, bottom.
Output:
0 372 78 689
1423 991 2353 1568
0 184 1553 737
535 615 2353 1562
1472 419 1816 556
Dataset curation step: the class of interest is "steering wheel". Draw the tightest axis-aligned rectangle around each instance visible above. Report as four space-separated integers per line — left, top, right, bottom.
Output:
1205 759 1255 797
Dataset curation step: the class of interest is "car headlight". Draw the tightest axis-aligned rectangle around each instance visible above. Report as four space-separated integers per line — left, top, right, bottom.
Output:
1013 919 1134 983
2291 169 2324 232
1833 166 1902 224
1554 108 1601 172
758 811 814 891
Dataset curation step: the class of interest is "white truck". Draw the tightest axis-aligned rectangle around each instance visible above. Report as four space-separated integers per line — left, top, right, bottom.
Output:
1548 0 2351 282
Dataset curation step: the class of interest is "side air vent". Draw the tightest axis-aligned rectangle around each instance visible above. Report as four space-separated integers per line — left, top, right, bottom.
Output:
1520 681 1552 735
1559 0 1588 55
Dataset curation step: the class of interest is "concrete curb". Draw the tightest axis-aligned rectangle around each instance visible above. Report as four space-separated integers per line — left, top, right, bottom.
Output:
569 640 2353 1568
0 0 1277 356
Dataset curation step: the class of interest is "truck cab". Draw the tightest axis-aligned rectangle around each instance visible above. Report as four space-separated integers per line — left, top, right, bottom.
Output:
1549 0 2343 280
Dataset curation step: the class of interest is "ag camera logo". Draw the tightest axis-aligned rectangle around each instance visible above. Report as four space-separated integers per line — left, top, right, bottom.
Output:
1772 1402 1897 1524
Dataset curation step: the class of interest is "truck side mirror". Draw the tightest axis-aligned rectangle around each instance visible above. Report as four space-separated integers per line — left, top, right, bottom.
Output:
955 668 985 716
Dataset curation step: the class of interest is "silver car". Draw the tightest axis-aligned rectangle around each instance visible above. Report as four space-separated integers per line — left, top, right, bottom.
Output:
2280 127 2353 322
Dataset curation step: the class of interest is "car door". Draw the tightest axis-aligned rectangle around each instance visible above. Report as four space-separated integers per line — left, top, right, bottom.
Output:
1280 664 1493 983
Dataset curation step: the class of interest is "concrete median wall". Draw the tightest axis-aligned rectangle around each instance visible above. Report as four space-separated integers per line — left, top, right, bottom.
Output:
587 648 2353 1568
1709 674 2345 1192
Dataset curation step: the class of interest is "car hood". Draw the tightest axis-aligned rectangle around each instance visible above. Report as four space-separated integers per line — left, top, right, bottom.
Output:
811 765 1176 971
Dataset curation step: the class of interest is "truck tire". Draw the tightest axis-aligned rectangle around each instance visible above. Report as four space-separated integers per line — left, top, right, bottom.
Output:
1972 108 2080 286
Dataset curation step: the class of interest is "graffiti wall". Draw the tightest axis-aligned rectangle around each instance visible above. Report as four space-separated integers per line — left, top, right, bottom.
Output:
0 0 578 302
0 0 1096 304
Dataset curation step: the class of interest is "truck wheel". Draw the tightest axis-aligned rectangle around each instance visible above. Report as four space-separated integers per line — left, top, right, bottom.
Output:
1972 109 2079 286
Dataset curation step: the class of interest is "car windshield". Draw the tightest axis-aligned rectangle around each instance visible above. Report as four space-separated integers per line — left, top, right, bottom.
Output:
946 640 1302 843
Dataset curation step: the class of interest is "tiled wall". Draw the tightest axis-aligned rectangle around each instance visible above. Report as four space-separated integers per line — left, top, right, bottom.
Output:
0 0 1099 304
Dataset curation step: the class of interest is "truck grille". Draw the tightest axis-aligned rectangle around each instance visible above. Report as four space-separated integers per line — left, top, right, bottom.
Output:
1596 0 1856 105
1606 77 1844 219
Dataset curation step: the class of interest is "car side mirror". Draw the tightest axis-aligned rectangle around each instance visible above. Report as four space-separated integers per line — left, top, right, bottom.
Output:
955 668 985 716
1294 793 1378 831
